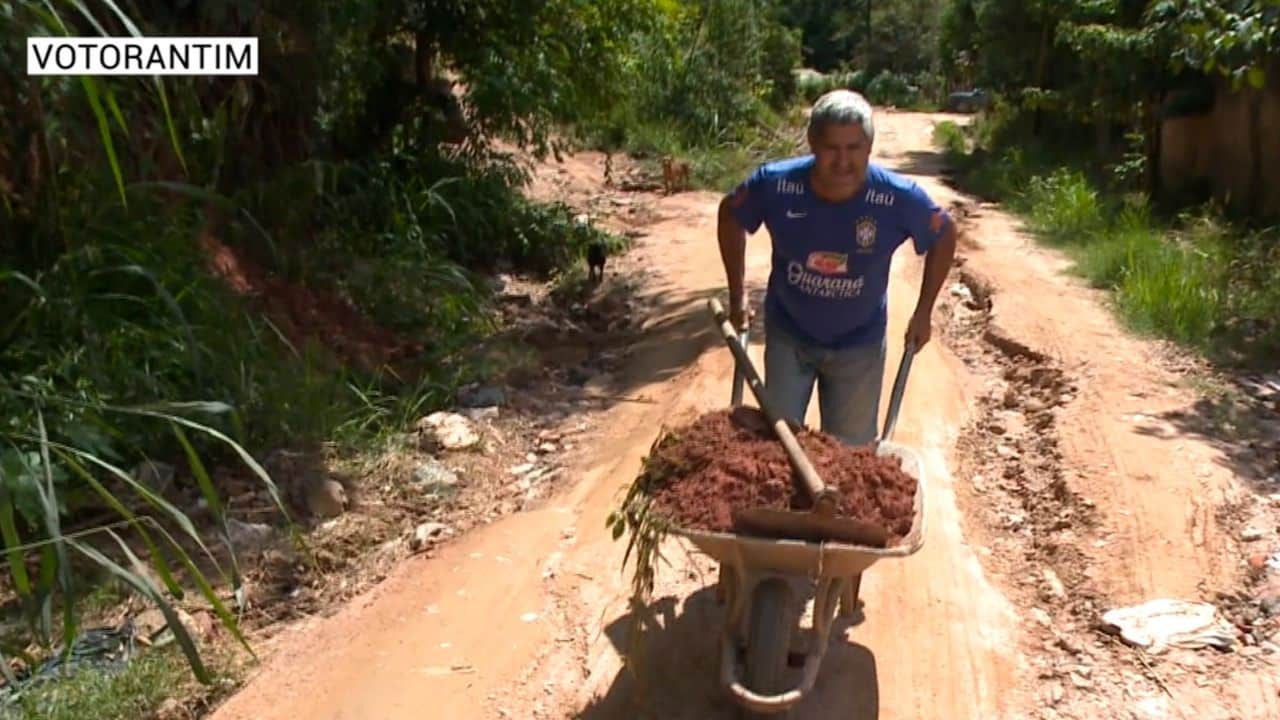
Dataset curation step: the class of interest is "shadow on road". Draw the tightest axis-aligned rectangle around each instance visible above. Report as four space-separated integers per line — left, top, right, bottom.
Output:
1134 391 1280 493
575 584 880 720
882 149 953 179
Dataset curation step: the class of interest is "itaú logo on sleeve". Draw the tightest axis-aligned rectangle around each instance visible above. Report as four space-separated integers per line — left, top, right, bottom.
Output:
776 178 805 195
787 261 864 298
28 37 257 76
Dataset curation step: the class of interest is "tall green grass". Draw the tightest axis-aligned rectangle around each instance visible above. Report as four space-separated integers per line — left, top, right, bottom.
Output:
934 119 1280 368
2 0 627 695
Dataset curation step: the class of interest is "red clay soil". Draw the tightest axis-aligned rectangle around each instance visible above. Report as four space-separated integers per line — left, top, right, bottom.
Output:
644 407 917 544
198 228 423 373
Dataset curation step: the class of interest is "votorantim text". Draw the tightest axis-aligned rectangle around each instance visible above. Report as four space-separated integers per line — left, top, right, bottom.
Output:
27 38 257 76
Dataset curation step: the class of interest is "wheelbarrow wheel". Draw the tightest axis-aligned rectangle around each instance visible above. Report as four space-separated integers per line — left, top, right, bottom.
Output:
740 578 793 720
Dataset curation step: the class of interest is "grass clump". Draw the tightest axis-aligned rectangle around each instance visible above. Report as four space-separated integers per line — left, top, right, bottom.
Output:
934 116 1280 368
0 645 237 720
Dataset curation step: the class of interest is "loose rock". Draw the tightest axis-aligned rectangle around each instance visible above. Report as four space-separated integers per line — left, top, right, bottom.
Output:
1260 595 1280 617
463 406 500 421
1068 671 1092 689
418 412 481 451
459 385 506 408
413 459 460 493
1241 526 1267 542
307 479 348 518
1042 568 1067 600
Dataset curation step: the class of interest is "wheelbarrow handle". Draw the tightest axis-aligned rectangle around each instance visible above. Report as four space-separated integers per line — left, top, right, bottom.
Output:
730 329 749 407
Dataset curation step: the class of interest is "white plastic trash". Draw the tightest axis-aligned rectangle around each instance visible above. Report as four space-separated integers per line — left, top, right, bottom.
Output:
1100 599 1236 653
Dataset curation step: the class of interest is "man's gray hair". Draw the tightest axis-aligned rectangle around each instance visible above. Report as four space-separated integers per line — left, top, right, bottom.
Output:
807 89 875 143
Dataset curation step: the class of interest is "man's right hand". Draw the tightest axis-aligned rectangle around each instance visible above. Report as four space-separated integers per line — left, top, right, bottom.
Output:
729 295 753 331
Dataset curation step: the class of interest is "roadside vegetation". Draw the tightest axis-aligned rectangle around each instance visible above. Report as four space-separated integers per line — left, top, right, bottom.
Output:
933 0 1280 368
0 0 961 714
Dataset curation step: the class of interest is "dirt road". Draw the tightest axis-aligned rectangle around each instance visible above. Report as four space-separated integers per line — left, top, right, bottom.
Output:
212 112 1280 720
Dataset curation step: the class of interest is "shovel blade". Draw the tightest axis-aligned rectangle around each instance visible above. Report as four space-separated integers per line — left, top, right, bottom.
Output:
732 506 891 548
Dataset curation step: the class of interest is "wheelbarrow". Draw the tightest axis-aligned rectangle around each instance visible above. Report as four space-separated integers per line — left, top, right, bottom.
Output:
668 301 927 718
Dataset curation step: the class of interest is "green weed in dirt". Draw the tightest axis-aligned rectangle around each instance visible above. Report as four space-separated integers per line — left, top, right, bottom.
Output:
0 645 237 720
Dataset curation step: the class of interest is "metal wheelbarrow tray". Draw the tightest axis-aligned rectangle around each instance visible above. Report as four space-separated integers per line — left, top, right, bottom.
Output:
668 441 925 717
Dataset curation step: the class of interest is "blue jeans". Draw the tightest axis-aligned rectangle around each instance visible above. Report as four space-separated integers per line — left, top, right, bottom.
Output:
763 319 886 446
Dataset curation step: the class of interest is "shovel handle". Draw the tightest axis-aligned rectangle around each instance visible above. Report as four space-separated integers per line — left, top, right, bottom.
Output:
880 340 915 443
708 298 838 513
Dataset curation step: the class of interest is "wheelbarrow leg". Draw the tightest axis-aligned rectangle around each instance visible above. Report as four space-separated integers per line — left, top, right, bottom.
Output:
839 573 863 617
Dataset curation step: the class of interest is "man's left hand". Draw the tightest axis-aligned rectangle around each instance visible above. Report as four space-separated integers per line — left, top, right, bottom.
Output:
905 310 932 351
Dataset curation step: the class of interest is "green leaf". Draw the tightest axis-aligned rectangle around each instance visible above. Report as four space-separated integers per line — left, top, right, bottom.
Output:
52 450 254 658
63 420 119 463
70 532 211 684
155 81 189 175
172 424 244 602
24 436 228 580
90 264 199 379
1 447 47 528
79 77 128 207
54 449 185 601
0 483 32 598
171 425 225 522
1247 66 1266 89
98 0 143 36
33 408 77 666
67 0 107 35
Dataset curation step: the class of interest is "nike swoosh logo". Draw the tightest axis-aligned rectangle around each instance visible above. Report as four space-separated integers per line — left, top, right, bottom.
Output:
786 210 807 218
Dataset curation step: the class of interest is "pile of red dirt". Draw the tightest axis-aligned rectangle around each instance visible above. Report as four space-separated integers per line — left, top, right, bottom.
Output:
642 408 917 544
199 228 423 373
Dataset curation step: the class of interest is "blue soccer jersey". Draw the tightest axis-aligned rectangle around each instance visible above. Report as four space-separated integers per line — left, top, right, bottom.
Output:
726 156 950 348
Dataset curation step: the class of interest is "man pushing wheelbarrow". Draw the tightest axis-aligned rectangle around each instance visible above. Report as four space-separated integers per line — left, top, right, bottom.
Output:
716 89 958 445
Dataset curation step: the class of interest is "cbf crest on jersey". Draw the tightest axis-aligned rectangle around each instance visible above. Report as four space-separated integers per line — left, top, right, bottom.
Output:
854 216 877 252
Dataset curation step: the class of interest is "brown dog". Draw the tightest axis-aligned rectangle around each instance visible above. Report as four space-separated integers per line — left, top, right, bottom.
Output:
661 156 690 194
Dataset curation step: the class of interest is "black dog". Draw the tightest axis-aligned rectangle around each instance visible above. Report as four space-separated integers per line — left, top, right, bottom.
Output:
586 242 607 284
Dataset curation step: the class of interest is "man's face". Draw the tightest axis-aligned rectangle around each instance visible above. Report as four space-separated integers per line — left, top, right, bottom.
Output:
808 122 872 194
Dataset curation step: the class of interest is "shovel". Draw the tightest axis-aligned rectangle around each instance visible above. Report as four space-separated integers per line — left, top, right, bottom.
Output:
708 298 911 547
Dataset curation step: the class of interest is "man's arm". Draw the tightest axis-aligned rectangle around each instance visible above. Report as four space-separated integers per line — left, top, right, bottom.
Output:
913 219 957 321
901 197 962 348
718 196 750 330
718 168 768 330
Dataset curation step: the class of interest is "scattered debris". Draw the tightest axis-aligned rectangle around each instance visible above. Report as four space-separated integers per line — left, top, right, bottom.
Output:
227 518 275 554
410 522 450 552
1099 599 1236 653
413 459 461 493
1241 526 1268 542
460 385 506 408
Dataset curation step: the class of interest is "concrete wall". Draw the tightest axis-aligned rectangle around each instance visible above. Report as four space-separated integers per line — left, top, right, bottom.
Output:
1159 64 1280 217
